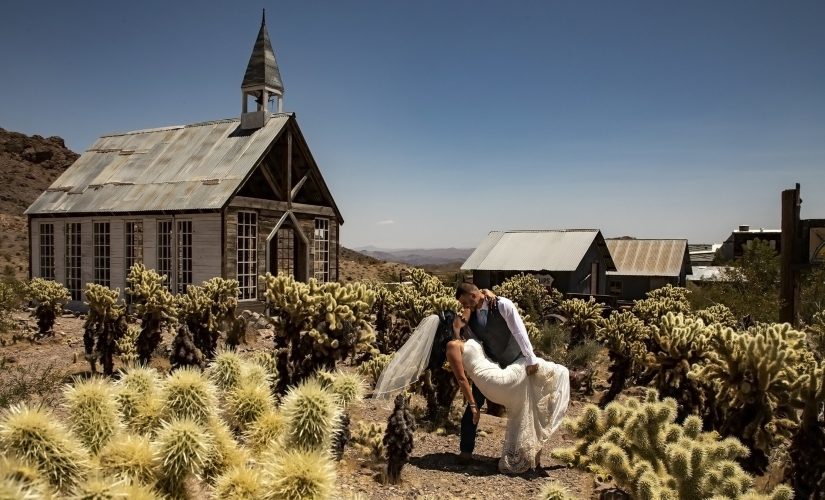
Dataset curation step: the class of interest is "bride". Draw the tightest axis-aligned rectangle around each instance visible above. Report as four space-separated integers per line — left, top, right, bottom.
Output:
374 306 570 474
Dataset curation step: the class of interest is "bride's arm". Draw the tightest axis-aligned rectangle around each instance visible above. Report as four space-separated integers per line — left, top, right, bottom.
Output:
446 340 480 424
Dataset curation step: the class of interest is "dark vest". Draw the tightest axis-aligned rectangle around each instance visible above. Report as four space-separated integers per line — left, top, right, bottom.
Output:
468 302 523 368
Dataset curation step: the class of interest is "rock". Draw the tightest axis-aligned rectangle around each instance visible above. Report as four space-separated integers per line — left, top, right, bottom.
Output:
4 356 17 364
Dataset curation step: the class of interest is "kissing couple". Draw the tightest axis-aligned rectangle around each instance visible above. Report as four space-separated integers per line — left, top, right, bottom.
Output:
374 282 570 474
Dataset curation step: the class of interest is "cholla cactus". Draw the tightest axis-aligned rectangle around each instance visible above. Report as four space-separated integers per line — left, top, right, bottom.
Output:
245 351 279 392
329 371 366 409
206 348 244 393
26 278 70 337
70 474 161 500
351 421 385 463
63 378 122 453
169 323 205 370
558 297 603 346
0 456 51 499
126 264 178 365
260 448 336 500
262 274 376 392
243 410 285 457
177 278 241 358
0 404 89 492
493 273 562 323
638 312 709 419
115 367 162 434
280 379 341 452
788 360 825 499
225 379 275 433
552 390 792 499
694 304 738 328
116 324 141 368
383 394 415 484
691 323 812 473
159 367 218 425
212 466 264 499
596 310 650 406
539 481 575 500
83 283 128 375
358 353 393 388
201 419 248 485
97 433 156 487
632 284 692 325
152 418 214 498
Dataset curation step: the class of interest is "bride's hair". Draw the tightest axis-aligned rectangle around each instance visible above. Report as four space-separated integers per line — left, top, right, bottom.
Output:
427 310 457 370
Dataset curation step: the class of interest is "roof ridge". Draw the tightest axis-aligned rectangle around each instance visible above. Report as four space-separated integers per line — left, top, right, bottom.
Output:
98 113 294 139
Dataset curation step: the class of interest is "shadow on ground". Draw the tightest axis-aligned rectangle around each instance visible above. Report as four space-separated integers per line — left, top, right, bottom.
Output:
410 452 564 480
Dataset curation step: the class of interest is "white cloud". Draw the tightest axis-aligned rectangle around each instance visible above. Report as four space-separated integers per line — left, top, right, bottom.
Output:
376 219 395 225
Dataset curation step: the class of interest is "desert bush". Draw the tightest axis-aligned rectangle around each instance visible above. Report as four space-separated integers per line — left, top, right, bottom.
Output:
596 310 650 406
26 278 70 337
693 303 738 328
0 276 26 335
557 297 603 346
788 360 825 499
0 359 65 408
553 390 793 500
126 263 178 365
691 323 812 473
83 283 128 375
806 310 825 359
262 274 376 392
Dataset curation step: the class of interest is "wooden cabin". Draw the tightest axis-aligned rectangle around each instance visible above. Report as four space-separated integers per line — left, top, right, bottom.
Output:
605 238 691 301
25 14 342 309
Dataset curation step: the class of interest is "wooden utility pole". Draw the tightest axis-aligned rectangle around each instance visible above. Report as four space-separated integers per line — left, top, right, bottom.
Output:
780 183 801 325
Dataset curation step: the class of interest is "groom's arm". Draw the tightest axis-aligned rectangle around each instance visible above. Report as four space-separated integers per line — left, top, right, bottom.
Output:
497 298 539 367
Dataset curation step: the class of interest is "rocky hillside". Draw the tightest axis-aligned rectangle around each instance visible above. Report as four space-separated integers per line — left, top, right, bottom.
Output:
338 246 411 283
0 128 79 278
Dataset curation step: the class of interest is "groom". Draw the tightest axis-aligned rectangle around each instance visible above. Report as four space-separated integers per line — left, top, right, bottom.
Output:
452 282 540 463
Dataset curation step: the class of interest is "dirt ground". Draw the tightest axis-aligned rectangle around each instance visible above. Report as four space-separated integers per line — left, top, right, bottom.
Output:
0 312 599 499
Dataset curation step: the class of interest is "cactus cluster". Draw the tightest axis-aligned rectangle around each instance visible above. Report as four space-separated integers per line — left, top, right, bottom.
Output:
552 390 793 499
262 274 376 392
492 273 562 323
636 312 709 419
788 360 825 498
557 297 603 346
26 278 70 337
169 323 206 369
358 353 394 388
596 310 650 406
383 394 415 484
690 323 812 473
83 283 128 375
126 264 178 365
351 421 386 463
694 303 738 328
0 354 365 499
632 284 692 325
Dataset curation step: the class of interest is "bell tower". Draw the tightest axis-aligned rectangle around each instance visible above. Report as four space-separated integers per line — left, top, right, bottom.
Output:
241 10 285 130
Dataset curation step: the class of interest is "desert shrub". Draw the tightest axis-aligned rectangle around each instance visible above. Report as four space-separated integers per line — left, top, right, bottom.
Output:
0 359 65 408
553 390 793 500
632 284 692 325
83 283 128 375
126 263 178 365
0 276 26 335
806 310 825 359
788 360 825 499
26 278 70 337
177 277 243 358
263 274 376 392
693 303 738 328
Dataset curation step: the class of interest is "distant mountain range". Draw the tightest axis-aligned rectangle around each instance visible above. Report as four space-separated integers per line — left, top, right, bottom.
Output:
354 246 475 267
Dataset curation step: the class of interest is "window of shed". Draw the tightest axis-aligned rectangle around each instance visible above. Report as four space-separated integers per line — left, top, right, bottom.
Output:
157 220 174 291
237 212 258 300
65 223 82 301
39 223 55 280
609 280 622 296
125 221 143 280
93 222 111 287
313 218 329 282
176 220 193 294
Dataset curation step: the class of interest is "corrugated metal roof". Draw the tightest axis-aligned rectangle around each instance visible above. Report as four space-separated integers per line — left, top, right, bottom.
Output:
461 230 616 272
606 239 689 277
25 114 290 215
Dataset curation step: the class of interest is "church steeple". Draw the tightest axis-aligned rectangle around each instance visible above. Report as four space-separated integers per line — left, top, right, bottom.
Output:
241 9 285 129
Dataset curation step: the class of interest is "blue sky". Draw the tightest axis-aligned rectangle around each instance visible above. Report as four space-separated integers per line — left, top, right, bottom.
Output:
2 0 823 249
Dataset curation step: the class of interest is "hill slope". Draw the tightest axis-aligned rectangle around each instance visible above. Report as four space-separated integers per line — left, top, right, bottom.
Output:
0 128 79 278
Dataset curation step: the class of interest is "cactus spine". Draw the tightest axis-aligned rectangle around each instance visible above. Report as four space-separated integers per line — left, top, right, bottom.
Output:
159 367 217 425
63 378 122 454
280 379 341 453
260 448 336 500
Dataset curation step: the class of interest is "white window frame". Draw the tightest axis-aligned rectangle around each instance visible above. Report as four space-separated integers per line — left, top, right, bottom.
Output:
313 218 330 282
125 220 144 281
65 222 82 301
176 220 193 294
237 211 258 301
93 221 111 287
39 223 55 280
157 220 174 291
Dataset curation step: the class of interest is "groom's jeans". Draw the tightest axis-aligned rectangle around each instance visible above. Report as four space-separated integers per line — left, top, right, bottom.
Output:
459 383 486 453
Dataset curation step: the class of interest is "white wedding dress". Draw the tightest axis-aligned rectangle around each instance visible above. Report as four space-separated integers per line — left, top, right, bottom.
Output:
461 338 570 474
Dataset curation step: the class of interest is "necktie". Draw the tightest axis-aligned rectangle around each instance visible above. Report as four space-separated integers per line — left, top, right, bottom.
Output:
478 309 488 329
